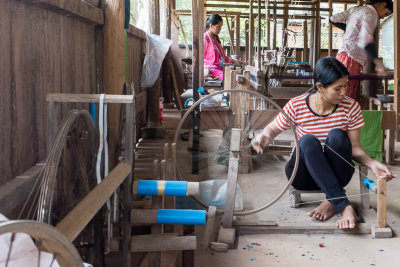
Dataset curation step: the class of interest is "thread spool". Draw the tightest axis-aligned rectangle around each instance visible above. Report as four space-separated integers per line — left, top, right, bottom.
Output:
157 209 206 225
136 180 200 196
363 178 377 193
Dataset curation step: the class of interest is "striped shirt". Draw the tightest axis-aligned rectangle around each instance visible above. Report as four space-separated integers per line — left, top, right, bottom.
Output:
274 93 365 144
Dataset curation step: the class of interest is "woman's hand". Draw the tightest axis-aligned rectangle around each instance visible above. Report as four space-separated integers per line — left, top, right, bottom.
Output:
370 160 396 181
251 133 269 154
232 59 245 65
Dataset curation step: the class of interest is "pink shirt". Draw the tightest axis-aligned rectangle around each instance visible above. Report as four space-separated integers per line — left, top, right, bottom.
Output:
330 5 379 67
203 31 232 68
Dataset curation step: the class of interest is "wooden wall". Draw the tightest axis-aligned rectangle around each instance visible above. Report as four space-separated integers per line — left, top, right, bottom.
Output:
127 27 147 141
0 0 103 187
0 1 147 188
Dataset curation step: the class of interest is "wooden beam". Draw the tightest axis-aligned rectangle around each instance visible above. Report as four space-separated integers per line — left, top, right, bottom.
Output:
266 10 270 49
257 0 262 69
104 0 125 173
56 163 131 241
328 0 333 56
21 0 104 25
199 0 205 86
175 10 320 19
303 18 308 62
150 0 161 35
235 15 241 55
273 1 277 50
222 129 241 228
46 94 134 103
394 0 400 141
249 0 254 65
131 234 197 252
204 3 330 11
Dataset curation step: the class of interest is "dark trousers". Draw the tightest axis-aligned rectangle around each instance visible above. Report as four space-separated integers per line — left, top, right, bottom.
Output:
285 129 355 212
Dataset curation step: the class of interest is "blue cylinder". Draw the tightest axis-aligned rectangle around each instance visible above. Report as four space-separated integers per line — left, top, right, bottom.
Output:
157 209 206 225
165 181 188 196
137 180 158 195
137 180 188 196
90 103 96 121
363 178 377 193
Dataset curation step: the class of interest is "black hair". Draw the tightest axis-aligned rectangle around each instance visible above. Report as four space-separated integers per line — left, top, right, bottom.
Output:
307 57 349 94
205 14 223 43
369 0 393 12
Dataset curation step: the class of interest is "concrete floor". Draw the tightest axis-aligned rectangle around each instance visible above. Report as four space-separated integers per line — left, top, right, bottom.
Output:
161 109 400 267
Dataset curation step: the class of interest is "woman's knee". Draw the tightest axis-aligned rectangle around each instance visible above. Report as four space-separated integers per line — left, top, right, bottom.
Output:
299 134 321 152
326 129 351 149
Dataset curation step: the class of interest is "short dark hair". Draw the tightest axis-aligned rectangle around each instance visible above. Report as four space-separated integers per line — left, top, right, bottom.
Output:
369 0 393 12
308 57 349 94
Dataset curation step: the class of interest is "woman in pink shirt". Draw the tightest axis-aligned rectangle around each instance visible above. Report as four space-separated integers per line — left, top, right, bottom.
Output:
329 0 393 100
204 14 243 80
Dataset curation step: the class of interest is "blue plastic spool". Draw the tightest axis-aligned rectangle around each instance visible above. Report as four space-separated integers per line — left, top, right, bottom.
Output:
137 180 188 196
156 209 206 225
363 178 377 192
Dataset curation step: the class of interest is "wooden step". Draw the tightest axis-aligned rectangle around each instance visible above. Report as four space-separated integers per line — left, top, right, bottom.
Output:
130 233 197 252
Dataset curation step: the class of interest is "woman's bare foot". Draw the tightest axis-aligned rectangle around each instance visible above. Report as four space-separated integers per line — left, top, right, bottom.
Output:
307 200 336 221
336 205 356 229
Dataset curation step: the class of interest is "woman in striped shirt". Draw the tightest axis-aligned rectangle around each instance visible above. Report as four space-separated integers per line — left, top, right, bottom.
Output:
252 57 396 229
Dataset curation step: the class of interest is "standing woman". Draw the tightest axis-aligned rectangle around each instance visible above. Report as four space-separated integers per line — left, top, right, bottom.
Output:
204 14 243 80
252 57 396 229
329 0 393 100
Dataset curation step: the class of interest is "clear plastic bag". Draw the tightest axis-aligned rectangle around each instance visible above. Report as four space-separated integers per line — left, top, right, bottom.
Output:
197 179 243 211
141 34 173 88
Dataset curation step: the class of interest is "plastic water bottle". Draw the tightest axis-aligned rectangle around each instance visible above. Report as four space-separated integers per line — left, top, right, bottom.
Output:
197 87 209 95
363 178 377 193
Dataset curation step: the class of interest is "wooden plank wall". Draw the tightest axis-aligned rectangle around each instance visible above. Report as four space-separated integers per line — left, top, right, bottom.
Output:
127 26 147 141
0 0 102 187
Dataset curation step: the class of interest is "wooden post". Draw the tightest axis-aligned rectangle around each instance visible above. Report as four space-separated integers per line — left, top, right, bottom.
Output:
309 17 315 66
394 0 400 141
313 2 321 67
122 99 135 267
303 18 308 62
199 0 205 86
104 0 125 169
192 0 200 174
245 20 249 63
249 0 254 65
266 11 270 49
235 15 241 56
328 0 333 56
282 1 288 47
150 159 163 267
377 178 387 228
150 0 160 35
257 0 262 69
273 1 277 50
222 128 241 228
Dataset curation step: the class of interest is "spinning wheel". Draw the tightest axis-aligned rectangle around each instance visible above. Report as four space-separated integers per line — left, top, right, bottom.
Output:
0 219 84 267
173 89 299 216
20 110 103 266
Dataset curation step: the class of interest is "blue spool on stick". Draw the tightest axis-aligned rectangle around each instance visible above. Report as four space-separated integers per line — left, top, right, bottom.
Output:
363 178 377 193
136 180 199 196
156 209 206 225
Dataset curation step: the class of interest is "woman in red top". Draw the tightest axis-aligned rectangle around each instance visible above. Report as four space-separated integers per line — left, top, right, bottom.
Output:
252 57 396 229
203 14 243 80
